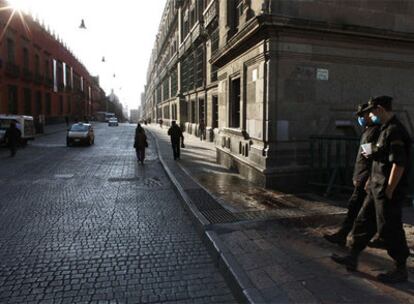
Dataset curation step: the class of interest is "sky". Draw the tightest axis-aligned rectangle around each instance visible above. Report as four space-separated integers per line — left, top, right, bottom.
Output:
8 0 166 110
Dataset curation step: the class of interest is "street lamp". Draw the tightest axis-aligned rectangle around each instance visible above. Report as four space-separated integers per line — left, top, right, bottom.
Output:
79 19 86 29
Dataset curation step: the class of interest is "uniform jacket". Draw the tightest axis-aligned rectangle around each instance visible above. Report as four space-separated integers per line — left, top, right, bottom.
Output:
371 115 411 196
353 125 380 185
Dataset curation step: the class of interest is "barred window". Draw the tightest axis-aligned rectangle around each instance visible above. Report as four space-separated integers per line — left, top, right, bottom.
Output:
188 52 194 91
156 86 162 104
195 45 204 88
211 28 219 54
171 67 178 97
162 77 169 101
181 53 195 93
210 28 219 82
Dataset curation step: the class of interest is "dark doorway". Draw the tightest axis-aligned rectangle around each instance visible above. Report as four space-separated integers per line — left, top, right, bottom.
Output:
212 96 218 128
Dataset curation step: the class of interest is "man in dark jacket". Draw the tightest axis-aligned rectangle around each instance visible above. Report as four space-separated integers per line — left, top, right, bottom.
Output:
332 96 411 283
168 121 184 160
324 103 380 247
5 121 21 157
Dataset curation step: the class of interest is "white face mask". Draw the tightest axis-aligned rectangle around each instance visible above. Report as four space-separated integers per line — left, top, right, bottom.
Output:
369 112 381 125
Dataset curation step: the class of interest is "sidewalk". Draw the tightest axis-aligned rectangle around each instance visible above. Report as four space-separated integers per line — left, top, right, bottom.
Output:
146 124 414 303
35 123 68 138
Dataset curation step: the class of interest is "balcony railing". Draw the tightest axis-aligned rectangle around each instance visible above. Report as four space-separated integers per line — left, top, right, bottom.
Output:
203 0 218 28
5 62 20 78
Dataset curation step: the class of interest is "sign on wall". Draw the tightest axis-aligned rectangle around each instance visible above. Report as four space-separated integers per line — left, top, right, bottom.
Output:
316 68 329 81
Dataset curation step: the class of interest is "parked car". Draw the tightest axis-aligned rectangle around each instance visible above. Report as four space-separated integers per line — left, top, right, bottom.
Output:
108 118 119 126
66 123 94 146
0 115 35 146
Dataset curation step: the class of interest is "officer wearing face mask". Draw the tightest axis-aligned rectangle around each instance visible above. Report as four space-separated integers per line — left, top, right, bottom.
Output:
324 103 379 247
332 96 411 284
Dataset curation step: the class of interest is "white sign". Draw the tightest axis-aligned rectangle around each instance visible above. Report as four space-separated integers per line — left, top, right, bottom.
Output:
317 68 329 81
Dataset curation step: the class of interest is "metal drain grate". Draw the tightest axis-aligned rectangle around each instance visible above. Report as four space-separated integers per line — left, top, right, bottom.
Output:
186 189 238 223
184 189 346 224
108 177 140 182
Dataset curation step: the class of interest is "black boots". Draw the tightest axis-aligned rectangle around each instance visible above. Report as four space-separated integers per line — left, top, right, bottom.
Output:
377 264 408 284
331 253 358 271
323 232 347 247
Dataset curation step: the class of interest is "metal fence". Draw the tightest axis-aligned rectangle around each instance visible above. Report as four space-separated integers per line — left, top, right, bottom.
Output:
309 136 414 198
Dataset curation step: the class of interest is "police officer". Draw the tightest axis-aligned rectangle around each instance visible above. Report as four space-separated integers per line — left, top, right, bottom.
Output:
331 96 411 283
324 103 380 247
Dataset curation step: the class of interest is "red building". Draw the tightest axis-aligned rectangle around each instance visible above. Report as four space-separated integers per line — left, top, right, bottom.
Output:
0 0 106 124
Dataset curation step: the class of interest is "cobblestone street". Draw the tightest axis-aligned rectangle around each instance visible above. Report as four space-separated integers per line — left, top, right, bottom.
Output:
0 123 235 304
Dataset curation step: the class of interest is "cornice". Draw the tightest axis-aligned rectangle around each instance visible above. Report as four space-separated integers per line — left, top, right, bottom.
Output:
211 14 414 68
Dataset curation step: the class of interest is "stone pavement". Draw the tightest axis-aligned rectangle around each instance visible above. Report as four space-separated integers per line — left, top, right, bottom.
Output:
0 123 236 304
147 124 414 304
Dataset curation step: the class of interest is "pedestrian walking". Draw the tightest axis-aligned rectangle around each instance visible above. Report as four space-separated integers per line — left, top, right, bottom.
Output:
159 119 163 128
198 119 206 141
5 121 21 157
324 103 380 247
168 120 184 160
65 116 69 127
134 124 147 165
331 96 412 284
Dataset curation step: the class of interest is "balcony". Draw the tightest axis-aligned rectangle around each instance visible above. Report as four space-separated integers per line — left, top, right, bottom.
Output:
203 0 218 28
5 62 20 78
22 68 33 82
34 74 44 85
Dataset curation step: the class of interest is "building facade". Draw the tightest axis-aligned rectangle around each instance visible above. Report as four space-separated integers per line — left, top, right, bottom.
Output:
143 0 414 189
0 1 106 124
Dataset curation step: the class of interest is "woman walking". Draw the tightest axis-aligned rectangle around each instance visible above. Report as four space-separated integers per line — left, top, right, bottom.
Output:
134 124 147 165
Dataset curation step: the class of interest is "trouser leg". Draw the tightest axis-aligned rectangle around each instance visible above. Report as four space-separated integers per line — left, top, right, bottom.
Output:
172 142 179 159
136 149 141 161
338 185 366 236
10 145 16 157
176 142 180 158
378 194 410 265
349 193 377 255
139 149 145 162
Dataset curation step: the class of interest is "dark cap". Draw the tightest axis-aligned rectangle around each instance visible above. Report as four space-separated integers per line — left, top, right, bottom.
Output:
364 95 393 112
355 103 369 116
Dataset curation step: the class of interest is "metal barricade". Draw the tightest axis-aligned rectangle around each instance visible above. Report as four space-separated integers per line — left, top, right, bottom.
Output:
310 136 414 198
309 136 359 196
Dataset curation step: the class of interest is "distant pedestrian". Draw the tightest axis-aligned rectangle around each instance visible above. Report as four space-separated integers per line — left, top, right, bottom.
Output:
159 119 163 128
324 103 380 247
65 116 69 126
168 121 184 160
198 119 206 141
5 121 21 157
332 96 412 284
134 124 147 165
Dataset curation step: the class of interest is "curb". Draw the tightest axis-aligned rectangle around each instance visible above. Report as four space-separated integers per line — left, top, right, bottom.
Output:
149 128 263 304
